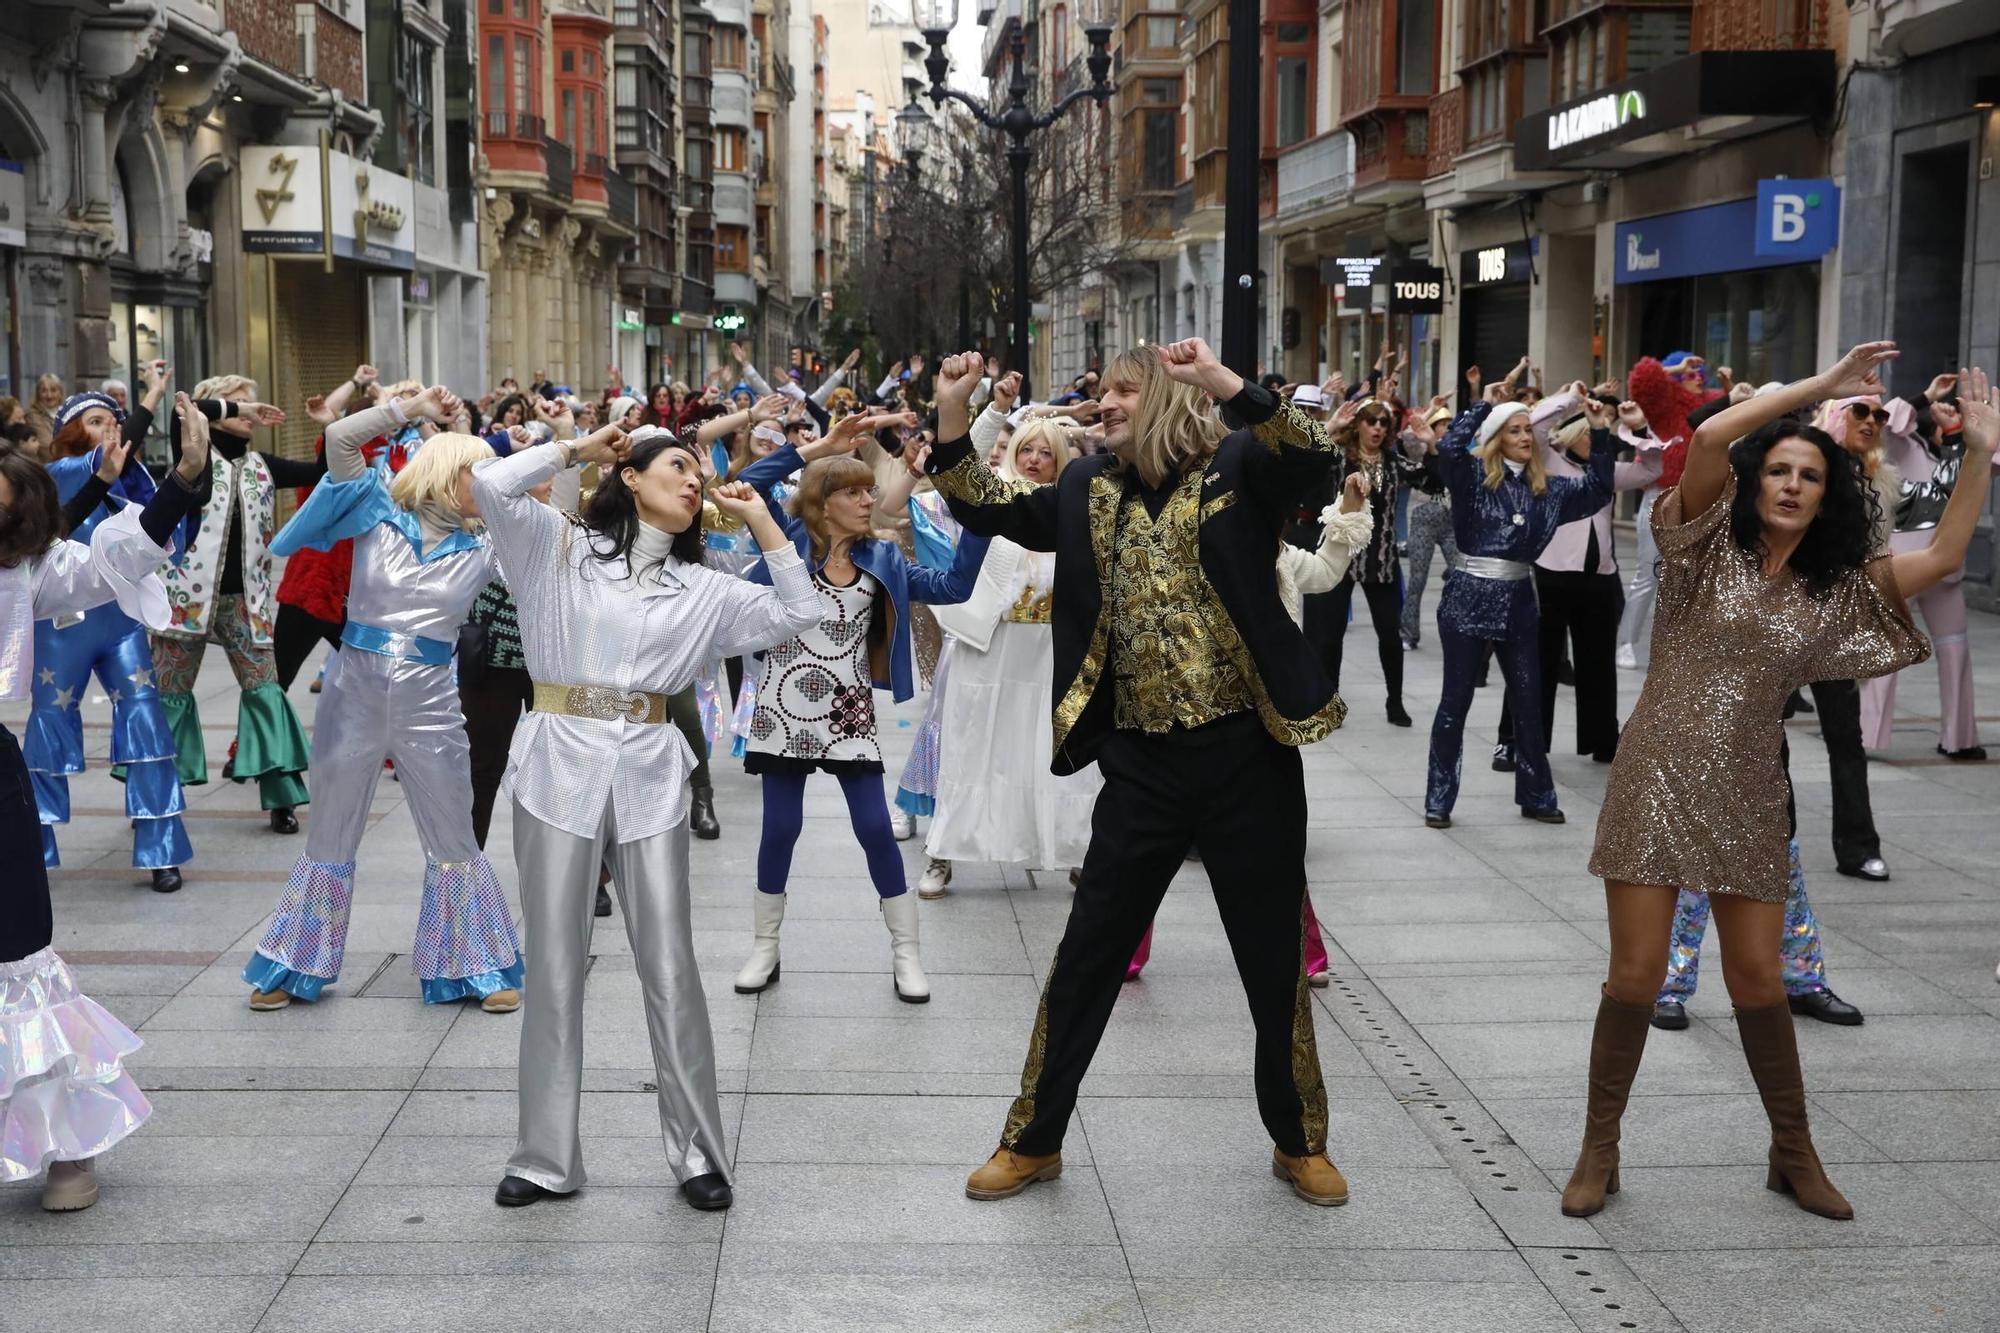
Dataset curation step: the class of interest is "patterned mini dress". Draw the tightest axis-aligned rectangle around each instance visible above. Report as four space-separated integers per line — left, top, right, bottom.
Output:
742 569 884 775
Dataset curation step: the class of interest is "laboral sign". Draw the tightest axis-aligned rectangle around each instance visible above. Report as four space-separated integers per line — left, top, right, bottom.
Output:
240 144 415 270
1547 91 1646 153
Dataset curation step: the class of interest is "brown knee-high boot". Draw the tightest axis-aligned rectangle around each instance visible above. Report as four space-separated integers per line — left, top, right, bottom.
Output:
1561 988 1654 1217
1735 1000 1853 1220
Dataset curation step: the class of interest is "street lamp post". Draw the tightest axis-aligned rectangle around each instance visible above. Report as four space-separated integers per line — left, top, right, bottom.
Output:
915 0 1113 399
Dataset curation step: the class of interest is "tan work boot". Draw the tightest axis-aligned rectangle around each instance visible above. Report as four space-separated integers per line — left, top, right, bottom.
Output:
965 1146 1063 1200
42 1158 99 1212
248 986 291 1011
481 989 522 1014
1272 1148 1349 1206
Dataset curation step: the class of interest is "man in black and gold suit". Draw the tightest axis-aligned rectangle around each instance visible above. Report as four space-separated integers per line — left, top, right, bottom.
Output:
926 340 1351 1207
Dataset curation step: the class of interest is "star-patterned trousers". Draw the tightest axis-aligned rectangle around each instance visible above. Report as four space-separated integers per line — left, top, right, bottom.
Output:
24 603 191 869
240 649 522 1002
1658 838 1828 1003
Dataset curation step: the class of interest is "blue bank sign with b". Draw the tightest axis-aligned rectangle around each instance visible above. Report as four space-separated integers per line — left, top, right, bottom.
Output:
1755 179 1840 259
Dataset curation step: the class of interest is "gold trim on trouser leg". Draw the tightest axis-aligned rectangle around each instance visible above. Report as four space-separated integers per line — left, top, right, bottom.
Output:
1291 929 1329 1154
1000 945 1059 1148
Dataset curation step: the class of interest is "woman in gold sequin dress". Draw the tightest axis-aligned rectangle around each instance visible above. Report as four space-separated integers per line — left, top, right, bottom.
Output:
923 422 1104 890
1567 349 1998 1223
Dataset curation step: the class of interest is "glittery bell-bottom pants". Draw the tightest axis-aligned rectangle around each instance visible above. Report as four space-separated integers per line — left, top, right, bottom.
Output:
1860 576 1980 754
241 651 523 1003
1659 838 1827 1002
505 803 730 1193
1426 616 1556 817
24 603 191 870
1399 496 1458 647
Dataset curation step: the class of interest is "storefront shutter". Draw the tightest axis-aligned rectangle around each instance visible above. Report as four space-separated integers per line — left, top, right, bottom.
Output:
269 263 367 520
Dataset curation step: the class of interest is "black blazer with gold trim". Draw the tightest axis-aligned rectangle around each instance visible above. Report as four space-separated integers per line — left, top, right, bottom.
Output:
927 382 1346 775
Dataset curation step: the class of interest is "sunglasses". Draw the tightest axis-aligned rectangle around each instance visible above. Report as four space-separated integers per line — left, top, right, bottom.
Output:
1845 403 1889 425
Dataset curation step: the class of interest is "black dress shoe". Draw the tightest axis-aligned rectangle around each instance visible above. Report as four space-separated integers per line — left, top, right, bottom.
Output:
1938 744 1989 762
1424 812 1452 829
1836 857 1890 882
595 884 614 917
1651 1001 1690 1030
1520 806 1566 824
1491 743 1515 773
269 807 299 835
681 1172 733 1211
689 785 721 840
1789 988 1864 1026
150 866 184 894
1385 698 1412 727
495 1175 562 1207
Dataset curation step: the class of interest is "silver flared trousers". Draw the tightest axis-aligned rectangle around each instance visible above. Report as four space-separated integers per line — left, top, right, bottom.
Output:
504 802 730 1192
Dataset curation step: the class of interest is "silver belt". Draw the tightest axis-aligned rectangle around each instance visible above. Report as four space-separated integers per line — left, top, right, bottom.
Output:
1460 556 1532 581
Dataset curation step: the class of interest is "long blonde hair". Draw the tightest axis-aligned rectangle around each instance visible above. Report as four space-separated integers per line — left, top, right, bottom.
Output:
388 432 494 525
1002 418 1071 484
1103 344 1228 488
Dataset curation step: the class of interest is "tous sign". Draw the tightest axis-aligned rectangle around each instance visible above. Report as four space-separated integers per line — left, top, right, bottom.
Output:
1547 90 1646 153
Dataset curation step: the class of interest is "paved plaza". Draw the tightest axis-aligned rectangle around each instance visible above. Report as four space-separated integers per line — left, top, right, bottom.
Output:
5 575 2000 1332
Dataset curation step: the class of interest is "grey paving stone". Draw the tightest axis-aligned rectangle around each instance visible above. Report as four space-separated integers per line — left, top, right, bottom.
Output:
1312 879 1561 926
722 1163 1120 1246
352 1134 728 1187
0 1242 304 1279
1417 1019 1755 1098
1815 1090 2000 1160
1114 1245 1537 1281
1584 1163 1999 1250
1099 1165 1508 1255
1134 1277 1579 1333
63 962 205 996
0 1276 284 1333
0 1182 346 1243
91 1134 378 1186
1905 1161 2000 1224
129 1065 425 1092
255 1273 716 1332
1627 1246 2000 1333
140 992 462 1032
1372 971 1615 1024
386 1089 742 1138
315 1183 724 1243
1331 921 1604 966
127 1027 450 1070
748 1014 1038 1074
1483 1093 1888 1170
716 1239 1132 1279
1080 1095 1442 1169
737 1093 1088 1165
709 1271 1147 1332
292 1239 720 1276
745 969 1043 1019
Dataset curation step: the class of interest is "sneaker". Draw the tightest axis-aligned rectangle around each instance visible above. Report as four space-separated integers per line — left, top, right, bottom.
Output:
248 986 292 1011
481 989 522 1014
1615 643 1638 670
890 807 916 841
1491 743 1515 773
40 1159 98 1212
917 857 952 899
1306 970 1330 989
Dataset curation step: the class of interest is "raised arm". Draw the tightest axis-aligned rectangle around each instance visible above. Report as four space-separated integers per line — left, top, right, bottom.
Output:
1892 366 1998 600
471 431 601 567
925 352 1059 550
1681 343 1898 523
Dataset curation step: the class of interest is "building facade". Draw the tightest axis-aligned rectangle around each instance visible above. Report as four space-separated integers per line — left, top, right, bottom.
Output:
0 0 486 467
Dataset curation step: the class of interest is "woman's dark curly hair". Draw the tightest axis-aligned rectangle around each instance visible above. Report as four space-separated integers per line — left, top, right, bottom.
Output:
0 445 62 568
579 428 707 576
1726 419 1881 596
490 393 529 430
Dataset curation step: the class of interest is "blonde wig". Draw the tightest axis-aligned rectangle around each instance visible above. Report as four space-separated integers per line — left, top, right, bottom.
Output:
1103 344 1228 488
1002 418 1072 484
787 454 877 563
388 432 495 524
1473 415 1549 495
191 374 258 401
385 378 423 401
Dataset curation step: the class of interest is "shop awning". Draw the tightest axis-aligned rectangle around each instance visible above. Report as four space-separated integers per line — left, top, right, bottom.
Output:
1512 50 1836 173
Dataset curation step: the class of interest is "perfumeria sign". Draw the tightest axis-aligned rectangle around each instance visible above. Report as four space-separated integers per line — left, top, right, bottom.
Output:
1547 91 1646 153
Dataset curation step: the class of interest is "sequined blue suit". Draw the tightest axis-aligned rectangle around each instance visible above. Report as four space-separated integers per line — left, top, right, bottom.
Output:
25 456 192 870
1425 406 1615 817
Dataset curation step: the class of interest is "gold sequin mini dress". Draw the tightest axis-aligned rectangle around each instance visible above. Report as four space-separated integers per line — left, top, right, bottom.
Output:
1589 472 1930 901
